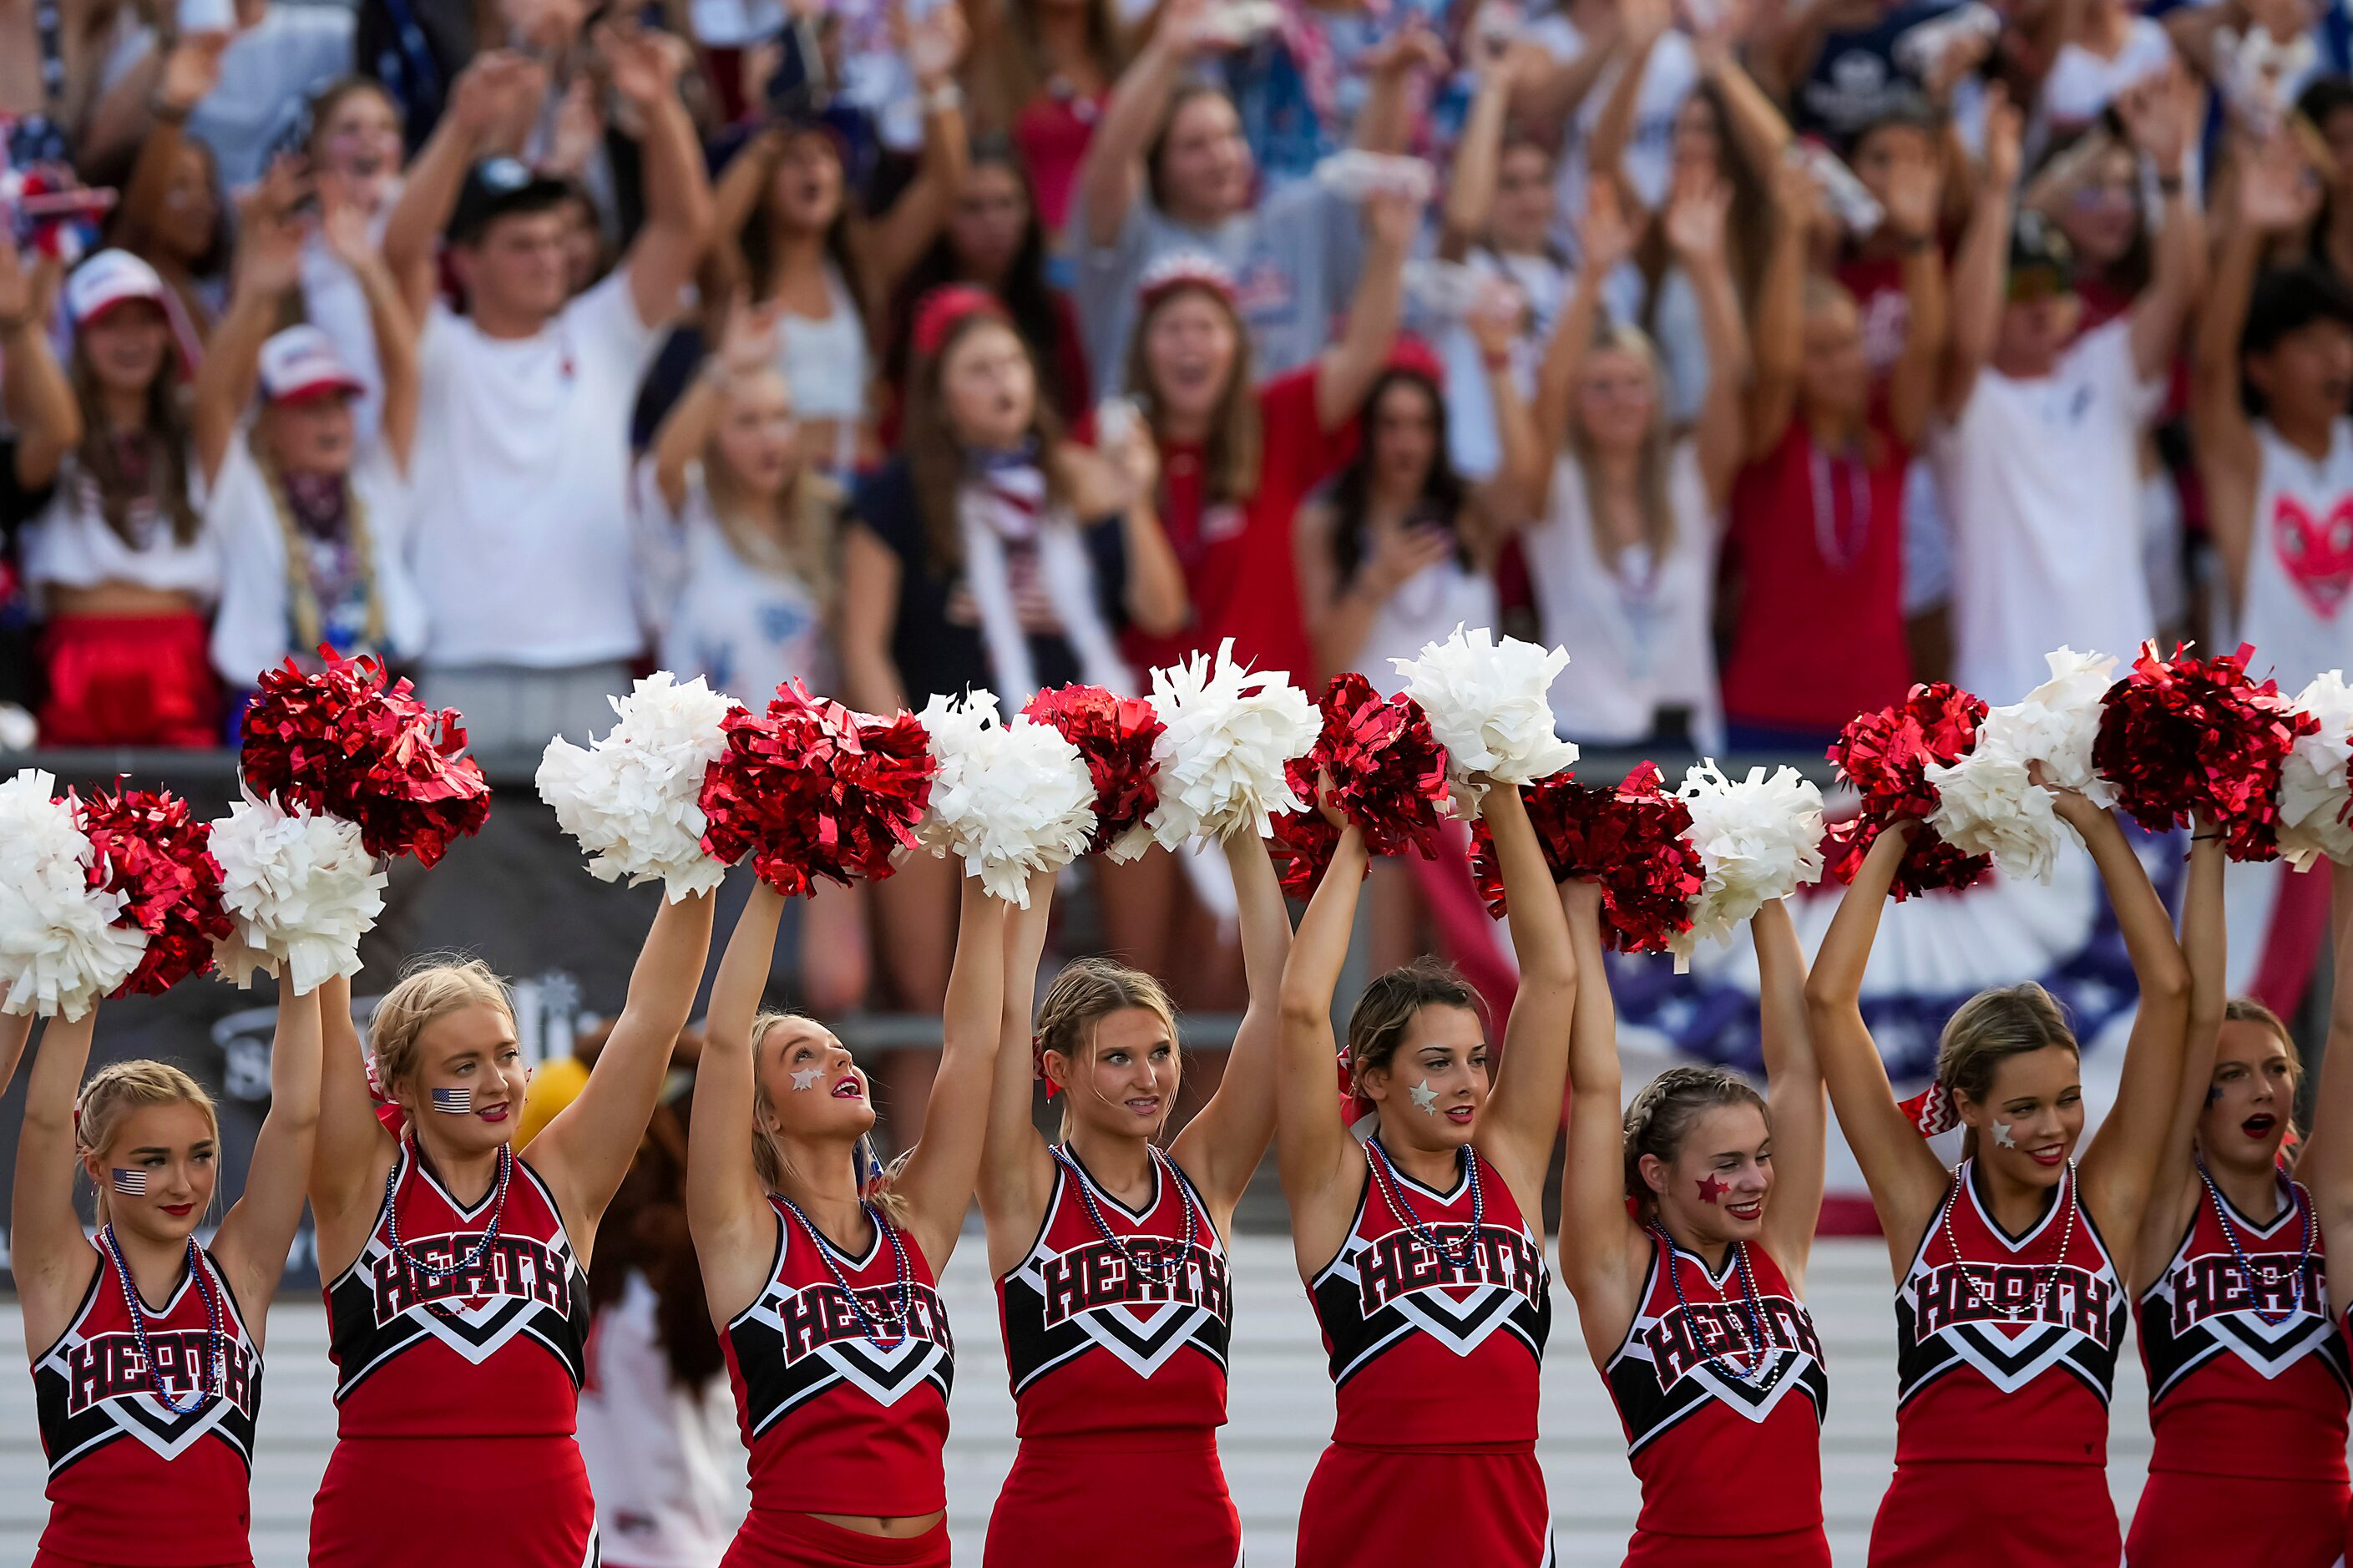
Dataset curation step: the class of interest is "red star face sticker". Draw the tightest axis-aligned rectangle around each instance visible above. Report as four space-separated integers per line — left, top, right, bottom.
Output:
1697 1174 1728 1204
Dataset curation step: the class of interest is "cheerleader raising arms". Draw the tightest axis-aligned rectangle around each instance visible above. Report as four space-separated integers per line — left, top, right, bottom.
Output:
1272 781 1577 1568
978 834 1291 1568
690 878 1005 1565
303 892 717 1568
1803 802 2191 1568
1560 888 1830 1566
17 984 323 1568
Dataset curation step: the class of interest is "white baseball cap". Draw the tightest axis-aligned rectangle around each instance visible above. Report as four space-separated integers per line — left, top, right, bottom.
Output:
257 325 364 405
64 248 169 327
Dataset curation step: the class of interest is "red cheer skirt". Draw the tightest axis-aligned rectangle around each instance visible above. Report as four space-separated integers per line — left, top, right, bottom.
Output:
1870 1459 2119 1566
984 1431 1241 1568
2128 1470 2347 1567
37 612 220 748
1623 1525 1831 1567
1297 1440 1553 1568
721 1512 950 1568
311 1434 595 1567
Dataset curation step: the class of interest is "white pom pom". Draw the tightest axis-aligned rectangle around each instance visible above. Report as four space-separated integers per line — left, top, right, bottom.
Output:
1996 646 2119 805
1925 646 2118 883
1671 763 1825 971
2280 671 2353 870
537 672 736 903
1145 640 1321 847
0 770 147 1019
1394 625 1579 814
918 691 1096 906
209 795 388 993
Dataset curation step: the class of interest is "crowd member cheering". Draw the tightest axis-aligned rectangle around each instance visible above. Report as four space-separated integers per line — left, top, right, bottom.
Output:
965 0 1131 240
380 33 711 752
105 32 232 355
300 76 412 444
18 988 323 1568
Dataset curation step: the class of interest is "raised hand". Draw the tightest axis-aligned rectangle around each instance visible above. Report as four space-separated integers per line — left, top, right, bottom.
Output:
543 73 605 177
1364 182 1428 250
448 50 544 139
1578 180 1637 276
1981 82 2022 191
318 185 377 271
1466 274 1529 360
158 31 230 114
2239 134 2321 233
1622 0 1675 52
715 295 784 377
1362 18 1453 80
2115 65 2193 178
901 2 971 89
598 23 690 109
1881 139 1943 240
1663 173 1732 261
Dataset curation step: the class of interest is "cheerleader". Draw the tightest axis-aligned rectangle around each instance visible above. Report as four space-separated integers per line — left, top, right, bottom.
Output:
2129 833 2344 1565
1273 783 1579 1568
1560 889 1830 1567
977 832 1291 1568
303 893 717 1567
1804 806 2194 1567
689 877 1007 1568
16 984 324 1568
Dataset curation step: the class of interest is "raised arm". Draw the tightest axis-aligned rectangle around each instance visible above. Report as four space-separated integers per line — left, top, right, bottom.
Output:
1469 289 1546 520
13 1011 101 1344
602 24 717 331
1802 825 1955 1272
533 890 719 1235
866 6 973 291
1349 22 1448 155
690 882 787 1318
1535 184 1634 458
2303 867 2353 1226
1 240 78 491
1698 26 1794 182
979 874 1057 1274
892 877 1010 1268
1670 175 1754 513
2136 822 2226 1290
652 300 781 513
1313 185 1418 429
1477 784 1580 1204
309 973 398 1265
1754 898 1826 1288
1881 137 1950 452
382 52 539 322
1586 0 1672 220
2072 797 2194 1259
1558 883 1647 1351
110 36 224 262
1075 0 1207 249
1440 41 1518 261
1940 84 2020 423
1275 819 1375 1260
2116 69 2206 385
1171 829 1297 1215
710 128 790 293
1743 159 1812 463
194 200 304 487
212 985 324 1315
323 192 423 473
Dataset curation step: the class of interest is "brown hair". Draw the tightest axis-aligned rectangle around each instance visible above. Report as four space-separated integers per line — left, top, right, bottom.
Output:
1936 983 2079 1156
902 309 1071 574
1034 957 1182 1141
2220 996 2305 1086
1622 1065 1769 1214
367 956 515 1099
75 1060 219 1227
1127 280 1262 506
979 0 1131 134
305 76 402 155
589 1093 726 1393
746 1013 910 1227
1146 84 1236 214
1343 958 1485 1103
68 340 202 547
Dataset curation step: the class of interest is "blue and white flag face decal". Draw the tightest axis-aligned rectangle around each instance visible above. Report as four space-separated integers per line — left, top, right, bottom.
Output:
109 1169 147 1196
431 1087 473 1115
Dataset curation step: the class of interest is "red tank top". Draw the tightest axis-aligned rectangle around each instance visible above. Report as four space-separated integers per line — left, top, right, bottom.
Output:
2138 1171 2347 1481
722 1196 954 1517
1605 1232 1828 1535
1307 1140 1550 1449
997 1145 1232 1440
1895 1161 2125 1467
323 1141 590 1439
34 1239 262 1566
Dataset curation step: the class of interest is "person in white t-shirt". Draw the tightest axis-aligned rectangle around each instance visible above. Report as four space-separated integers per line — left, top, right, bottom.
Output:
195 187 425 697
1931 78 2199 705
379 33 713 751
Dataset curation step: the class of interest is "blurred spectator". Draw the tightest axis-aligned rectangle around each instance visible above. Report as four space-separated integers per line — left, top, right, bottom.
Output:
17 248 220 746
381 34 712 750
0 236 78 726
111 0 357 190
1765 0 1976 144
967 0 1132 240
2295 75 2353 286
2037 0 2173 144
200 183 425 691
300 77 412 443
1217 8 1461 190
356 0 492 154
0 0 159 174
107 33 236 355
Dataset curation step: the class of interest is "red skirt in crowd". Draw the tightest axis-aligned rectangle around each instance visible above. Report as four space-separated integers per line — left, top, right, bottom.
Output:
36 612 220 748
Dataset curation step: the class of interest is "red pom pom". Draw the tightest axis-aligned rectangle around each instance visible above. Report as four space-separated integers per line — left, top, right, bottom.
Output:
1826 681 1994 900
1020 684 1166 857
2092 642 2320 862
73 785 232 996
1472 761 1703 953
240 649 491 867
698 682 939 897
1266 675 1451 897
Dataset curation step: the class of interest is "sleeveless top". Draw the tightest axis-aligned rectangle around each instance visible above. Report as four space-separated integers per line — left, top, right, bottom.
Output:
1308 1140 1551 1449
2242 417 2353 692
722 1196 954 1517
1894 1161 2126 1467
1355 550 1500 701
2139 1171 2347 1481
34 1241 262 1566
1605 1232 1829 1536
998 1146 1233 1440
324 1142 591 1439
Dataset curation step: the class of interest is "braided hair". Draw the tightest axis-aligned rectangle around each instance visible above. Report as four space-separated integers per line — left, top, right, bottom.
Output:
1622 1065 1769 1216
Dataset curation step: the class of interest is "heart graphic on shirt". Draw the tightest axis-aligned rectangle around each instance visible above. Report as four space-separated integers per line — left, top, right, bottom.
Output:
2272 493 2353 619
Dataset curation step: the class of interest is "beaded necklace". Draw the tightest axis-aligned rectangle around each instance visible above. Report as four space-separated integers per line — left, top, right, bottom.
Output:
99 1226 222 1416
778 1195 915 1348
1366 1137 1484 1271
2195 1155 2315 1328
1938 1158 2077 1319
382 1141 512 1283
1648 1227 1778 1386
1054 1143 1199 1286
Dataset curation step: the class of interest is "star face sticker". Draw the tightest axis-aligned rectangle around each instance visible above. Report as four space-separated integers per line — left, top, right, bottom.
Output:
2205 1086 2224 1109
1409 1079 1440 1115
1992 1120 2017 1149
790 1067 823 1091
1696 1174 1728 1204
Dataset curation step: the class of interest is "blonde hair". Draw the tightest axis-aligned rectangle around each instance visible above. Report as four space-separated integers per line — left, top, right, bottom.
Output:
1936 983 2079 1157
1034 958 1182 1142
1622 1065 1768 1216
259 445 386 655
367 956 515 1098
75 1060 219 1226
702 423 843 604
1569 317 1676 564
747 1012 909 1227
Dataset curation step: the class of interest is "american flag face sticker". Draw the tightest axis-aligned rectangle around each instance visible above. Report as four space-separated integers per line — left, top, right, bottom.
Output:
431 1087 474 1115
109 1169 148 1196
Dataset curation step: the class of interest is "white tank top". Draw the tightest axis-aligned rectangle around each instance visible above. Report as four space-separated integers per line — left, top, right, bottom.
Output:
633 458 836 704
2242 417 2353 692
1522 443 1722 748
1355 544 1499 699
773 264 871 431
20 453 220 601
